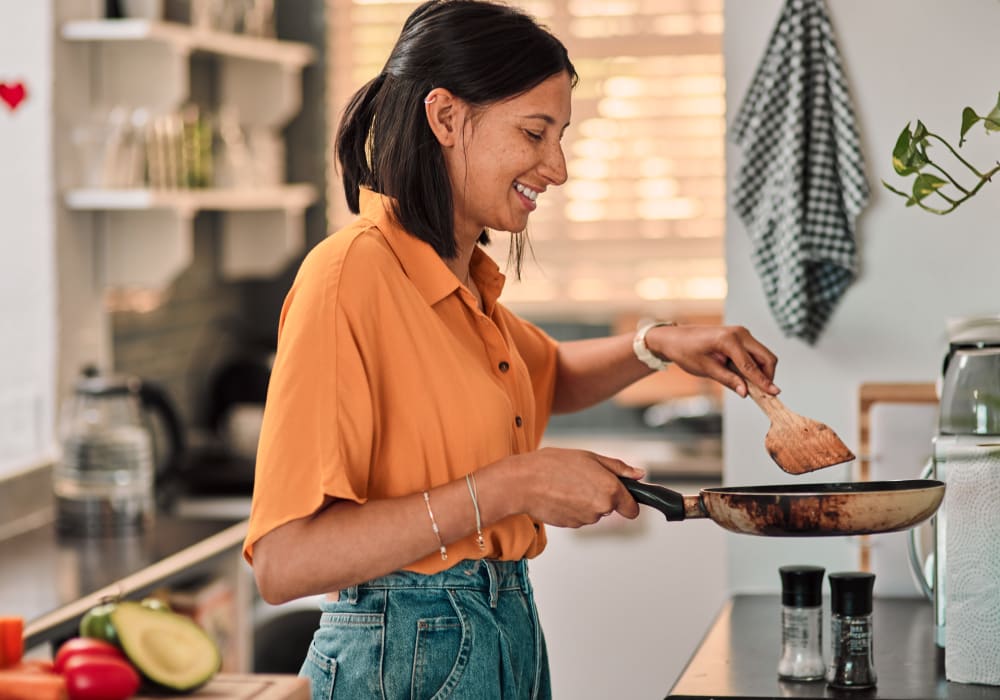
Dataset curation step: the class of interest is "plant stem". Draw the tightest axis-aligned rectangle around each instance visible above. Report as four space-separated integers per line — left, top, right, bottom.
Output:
927 160 970 194
927 131 986 178
918 162 1000 215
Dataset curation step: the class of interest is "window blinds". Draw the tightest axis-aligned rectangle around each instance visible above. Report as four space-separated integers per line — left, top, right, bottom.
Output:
327 0 725 317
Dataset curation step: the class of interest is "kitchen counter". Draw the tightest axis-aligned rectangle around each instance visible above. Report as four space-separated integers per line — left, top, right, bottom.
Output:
0 512 248 649
669 594 1000 699
135 674 308 699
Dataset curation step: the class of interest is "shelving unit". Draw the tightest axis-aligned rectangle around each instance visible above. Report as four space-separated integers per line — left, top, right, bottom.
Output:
61 19 316 67
59 17 319 289
65 184 318 215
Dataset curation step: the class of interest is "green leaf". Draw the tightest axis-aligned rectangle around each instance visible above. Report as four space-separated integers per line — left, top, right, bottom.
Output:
911 173 948 202
892 123 929 175
960 107 981 145
984 92 1000 132
913 121 929 142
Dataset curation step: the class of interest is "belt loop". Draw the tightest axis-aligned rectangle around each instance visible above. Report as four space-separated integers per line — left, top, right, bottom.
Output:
345 585 359 604
518 559 532 596
485 560 499 608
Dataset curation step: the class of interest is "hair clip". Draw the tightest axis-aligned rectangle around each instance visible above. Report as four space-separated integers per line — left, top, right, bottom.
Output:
423 94 436 105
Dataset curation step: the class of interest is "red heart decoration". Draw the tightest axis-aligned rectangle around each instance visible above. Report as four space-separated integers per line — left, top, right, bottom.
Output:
0 82 27 111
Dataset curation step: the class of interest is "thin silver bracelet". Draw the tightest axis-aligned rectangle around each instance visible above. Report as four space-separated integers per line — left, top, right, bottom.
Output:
422 491 447 560
466 473 485 552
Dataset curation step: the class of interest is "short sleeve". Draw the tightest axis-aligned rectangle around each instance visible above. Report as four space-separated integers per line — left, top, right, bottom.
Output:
243 237 375 563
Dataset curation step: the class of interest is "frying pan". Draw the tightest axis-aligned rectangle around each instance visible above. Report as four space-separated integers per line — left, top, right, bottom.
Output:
619 478 944 537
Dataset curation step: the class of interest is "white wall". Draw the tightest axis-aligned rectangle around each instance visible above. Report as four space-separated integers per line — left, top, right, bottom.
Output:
723 0 1000 592
0 0 58 474
0 0 109 479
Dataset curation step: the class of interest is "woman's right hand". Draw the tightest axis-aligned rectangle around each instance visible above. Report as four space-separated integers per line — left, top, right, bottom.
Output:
498 447 645 527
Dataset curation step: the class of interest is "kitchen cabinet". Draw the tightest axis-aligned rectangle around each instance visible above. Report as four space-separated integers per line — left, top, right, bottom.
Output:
58 14 319 288
529 475 726 700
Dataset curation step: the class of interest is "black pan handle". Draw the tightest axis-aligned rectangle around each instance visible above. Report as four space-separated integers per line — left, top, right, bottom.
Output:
619 477 686 521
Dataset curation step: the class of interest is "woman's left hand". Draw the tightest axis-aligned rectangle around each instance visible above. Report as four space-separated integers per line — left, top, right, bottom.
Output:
644 324 779 398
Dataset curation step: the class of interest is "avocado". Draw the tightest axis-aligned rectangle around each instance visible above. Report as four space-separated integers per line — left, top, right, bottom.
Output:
109 601 221 692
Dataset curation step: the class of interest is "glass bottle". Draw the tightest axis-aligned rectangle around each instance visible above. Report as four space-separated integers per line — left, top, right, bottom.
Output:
826 572 877 689
777 565 825 681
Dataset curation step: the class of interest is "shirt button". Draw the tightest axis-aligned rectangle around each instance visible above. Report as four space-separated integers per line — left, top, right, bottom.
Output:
498 361 510 373
515 416 523 427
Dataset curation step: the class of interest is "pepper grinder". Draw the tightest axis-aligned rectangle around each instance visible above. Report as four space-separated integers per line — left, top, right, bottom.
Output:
827 571 877 689
777 565 825 681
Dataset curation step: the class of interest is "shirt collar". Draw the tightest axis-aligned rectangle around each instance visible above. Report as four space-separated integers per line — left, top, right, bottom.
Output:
358 188 506 313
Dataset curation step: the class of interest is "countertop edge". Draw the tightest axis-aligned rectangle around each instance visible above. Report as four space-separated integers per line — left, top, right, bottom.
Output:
23 519 249 648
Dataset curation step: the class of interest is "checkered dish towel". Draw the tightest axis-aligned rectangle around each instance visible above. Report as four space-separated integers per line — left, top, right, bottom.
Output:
730 0 870 344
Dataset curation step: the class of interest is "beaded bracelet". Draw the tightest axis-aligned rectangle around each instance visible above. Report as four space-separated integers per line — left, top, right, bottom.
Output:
466 473 485 552
422 491 447 560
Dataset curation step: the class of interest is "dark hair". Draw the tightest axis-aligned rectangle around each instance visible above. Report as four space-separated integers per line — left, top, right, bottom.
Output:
336 0 578 265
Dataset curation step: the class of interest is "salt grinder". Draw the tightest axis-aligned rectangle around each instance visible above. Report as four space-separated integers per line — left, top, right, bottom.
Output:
777 565 825 681
827 571 877 689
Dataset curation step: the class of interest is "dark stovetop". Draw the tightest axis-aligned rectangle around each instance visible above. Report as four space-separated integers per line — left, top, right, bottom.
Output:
669 594 1000 700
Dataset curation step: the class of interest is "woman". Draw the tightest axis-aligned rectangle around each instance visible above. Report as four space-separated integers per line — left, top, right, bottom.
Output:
244 1 779 697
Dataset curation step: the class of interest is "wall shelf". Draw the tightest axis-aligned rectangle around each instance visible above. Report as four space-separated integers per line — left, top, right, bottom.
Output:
61 19 316 68
65 185 318 288
65 185 318 216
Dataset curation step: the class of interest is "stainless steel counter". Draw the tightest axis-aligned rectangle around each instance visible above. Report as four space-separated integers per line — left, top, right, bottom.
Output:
0 512 247 648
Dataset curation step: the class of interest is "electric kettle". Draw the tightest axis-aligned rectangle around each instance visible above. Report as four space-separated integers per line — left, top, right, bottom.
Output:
52 366 185 536
910 316 1000 654
938 315 1000 435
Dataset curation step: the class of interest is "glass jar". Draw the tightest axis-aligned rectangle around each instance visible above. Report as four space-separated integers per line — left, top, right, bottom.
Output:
826 571 877 689
777 565 825 681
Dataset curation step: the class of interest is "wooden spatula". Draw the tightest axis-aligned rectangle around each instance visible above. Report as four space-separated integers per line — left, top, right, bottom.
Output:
740 373 856 474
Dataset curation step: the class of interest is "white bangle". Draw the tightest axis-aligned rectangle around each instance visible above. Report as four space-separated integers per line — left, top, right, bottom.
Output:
632 321 676 371
422 491 447 561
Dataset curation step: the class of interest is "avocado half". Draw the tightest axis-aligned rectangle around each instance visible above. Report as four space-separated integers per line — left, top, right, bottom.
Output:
110 601 221 692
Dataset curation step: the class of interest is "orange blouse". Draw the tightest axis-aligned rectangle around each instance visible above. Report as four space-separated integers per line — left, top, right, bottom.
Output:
243 189 559 573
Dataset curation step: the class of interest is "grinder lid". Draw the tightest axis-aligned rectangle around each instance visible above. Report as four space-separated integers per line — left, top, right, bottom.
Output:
829 571 875 616
779 565 825 607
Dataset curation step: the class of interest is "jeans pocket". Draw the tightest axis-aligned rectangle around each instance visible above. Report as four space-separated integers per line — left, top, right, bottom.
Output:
411 593 470 700
311 612 385 699
301 642 337 700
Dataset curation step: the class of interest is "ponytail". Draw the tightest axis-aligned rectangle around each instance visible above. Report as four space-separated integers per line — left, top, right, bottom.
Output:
336 73 387 214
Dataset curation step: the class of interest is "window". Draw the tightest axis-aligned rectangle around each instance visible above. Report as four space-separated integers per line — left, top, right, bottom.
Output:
326 0 725 318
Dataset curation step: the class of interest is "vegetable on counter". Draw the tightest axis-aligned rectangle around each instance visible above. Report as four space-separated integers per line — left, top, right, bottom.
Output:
110 601 221 692
61 655 139 700
77 597 170 646
0 617 24 669
0 667 67 700
76 597 221 693
53 638 126 675
77 601 119 645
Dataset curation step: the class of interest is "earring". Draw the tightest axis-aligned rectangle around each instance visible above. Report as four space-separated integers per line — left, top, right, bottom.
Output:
423 94 436 105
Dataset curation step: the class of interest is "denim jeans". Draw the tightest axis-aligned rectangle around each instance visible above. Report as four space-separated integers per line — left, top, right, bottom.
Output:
299 559 551 700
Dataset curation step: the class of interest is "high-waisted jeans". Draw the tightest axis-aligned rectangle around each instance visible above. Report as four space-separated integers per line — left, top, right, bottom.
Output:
299 559 551 700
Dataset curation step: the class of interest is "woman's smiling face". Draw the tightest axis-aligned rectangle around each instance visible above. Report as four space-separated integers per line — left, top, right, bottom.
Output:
438 71 572 242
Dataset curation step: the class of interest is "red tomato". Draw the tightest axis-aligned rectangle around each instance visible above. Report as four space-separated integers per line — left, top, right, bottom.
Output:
53 639 125 674
61 655 140 700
